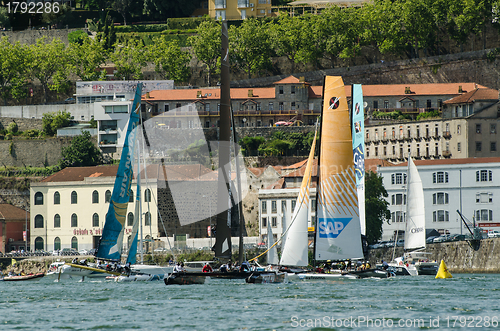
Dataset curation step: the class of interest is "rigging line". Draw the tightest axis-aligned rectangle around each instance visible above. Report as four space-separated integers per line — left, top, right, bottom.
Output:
248 122 319 263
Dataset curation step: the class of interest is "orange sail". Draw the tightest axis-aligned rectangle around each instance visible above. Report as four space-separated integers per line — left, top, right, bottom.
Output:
315 76 364 261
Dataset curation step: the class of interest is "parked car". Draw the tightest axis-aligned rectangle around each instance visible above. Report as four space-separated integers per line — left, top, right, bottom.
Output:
487 230 500 238
79 249 89 255
61 248 79 256
426 236 439 244
450 234 467 241
89 248 97 256
433 234 452 243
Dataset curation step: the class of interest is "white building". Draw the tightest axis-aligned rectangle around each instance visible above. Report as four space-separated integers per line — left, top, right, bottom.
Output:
377 157 500 241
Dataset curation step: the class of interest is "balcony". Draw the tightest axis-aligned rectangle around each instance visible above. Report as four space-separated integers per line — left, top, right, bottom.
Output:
443 131 451 139
442 150 451 157
237 0 249 8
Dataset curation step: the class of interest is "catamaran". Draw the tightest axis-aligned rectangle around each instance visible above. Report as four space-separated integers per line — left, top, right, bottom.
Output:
278 77 389 281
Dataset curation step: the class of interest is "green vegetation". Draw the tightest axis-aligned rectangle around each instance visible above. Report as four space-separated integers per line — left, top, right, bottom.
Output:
365 171 391 244
59 131 103 169
42 111 72 137
372 110 412 120
416 110 440 120
239 130 317 157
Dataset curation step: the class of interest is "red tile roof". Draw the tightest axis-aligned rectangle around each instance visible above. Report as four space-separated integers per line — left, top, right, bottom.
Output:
274 75 309 85
0 204 29 221
383 157 500 167
42 165 119 182
443 88 499 104
345 83 486 98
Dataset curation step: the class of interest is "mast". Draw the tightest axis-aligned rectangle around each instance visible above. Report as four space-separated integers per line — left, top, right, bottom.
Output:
213 21 232 259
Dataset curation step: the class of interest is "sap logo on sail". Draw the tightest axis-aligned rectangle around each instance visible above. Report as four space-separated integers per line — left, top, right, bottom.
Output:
318 218 352 238
410 227 424 233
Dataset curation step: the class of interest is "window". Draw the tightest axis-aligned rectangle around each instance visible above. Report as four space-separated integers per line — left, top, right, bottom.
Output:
291 200 296 212
71 214 78 227
427 99 431 108
311 199 316 211
391 211 405 223
269 102 273 111
105 190 111 203
54 237 61 251
433 210 449 222
291 102 296 110
384 100 389 108
373 100 378 109
92 190 99 204
104 105 128 113
262 201 267 213
491 123 496 134
145 212 151 226
457 125 461 135
433 193 449 204
272 217 277 227
35 237 44 251
476 209 493 221
145 189 151 202
279 102 284 111
476 170 492 182
281 200 287 213
476 142 482 152
71 191 77 204
71 236 78 250
129 189 134 203
127 212 134 226
476 193 493 203
34 215 44 228
391 173 407 185
92 213 99 227
54 214 60 228
457 142 461 152
375 147 378 156
262 217 267 227
433 171 449 183
476 124 482 133
291 86 296 94
54 192 60 205
391 194 406 205
35 192 44 205
271 200 277 213
279 86 283 94
491 142 497 152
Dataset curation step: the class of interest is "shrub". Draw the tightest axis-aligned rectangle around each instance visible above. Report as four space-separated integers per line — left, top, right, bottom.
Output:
7 121 18 133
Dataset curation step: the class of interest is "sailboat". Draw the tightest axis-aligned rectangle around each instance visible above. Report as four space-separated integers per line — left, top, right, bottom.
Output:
388 157 438 276
279 76 389 281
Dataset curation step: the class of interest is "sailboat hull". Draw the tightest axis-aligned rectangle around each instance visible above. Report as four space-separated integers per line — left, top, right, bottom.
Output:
164 272 206 285
245 271 288 284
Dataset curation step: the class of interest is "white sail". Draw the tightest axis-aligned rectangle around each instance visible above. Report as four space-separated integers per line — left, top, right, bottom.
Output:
267 222 279 265
315 76 364 261
404 157 426 250
279 128 318 267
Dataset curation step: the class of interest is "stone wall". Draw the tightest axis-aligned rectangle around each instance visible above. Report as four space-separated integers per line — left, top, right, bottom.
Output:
0 137 73 167
368 239 500 273
0 117 43 132
0 28 85 46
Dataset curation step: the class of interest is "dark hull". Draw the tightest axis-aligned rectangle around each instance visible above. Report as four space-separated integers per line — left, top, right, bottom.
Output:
164 273 206 285
348 268 391 279
246 271 287 284
416 264 439 275
3 273 45 281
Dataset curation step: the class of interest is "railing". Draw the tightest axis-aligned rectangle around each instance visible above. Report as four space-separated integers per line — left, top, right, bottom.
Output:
443 131 451 138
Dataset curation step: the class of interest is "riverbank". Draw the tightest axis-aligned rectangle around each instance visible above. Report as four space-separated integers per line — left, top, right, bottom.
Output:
369 237 500 273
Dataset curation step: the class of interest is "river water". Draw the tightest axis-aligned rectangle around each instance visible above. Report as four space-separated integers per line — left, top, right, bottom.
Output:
0 273 499 330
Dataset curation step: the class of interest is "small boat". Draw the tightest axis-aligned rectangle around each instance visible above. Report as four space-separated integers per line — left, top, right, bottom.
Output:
164 272 206 285
246 271 288 284
3 272 45 281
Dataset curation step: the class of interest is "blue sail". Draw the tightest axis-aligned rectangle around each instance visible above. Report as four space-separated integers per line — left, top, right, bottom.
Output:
96 83 142 261
351 84 366 235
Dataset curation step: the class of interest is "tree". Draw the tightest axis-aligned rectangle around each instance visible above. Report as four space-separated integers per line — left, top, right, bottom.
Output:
0 37 28 105
112 0 139 26
0 7 10 29
68 37 108 81
68 30 89 45
26 37 70 104
188 20 221 86
229 19 273 79
109 40 147 80
60 131 103 168
42 111 71 136
269 14 305 74
365 170 391 244
148 38 191 83
143 0 200 20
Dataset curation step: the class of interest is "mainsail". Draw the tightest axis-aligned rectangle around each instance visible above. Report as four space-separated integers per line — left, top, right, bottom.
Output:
96 83 142 261
315 76 364 261
279 125 318 267
351 84 365 235
404 157 426 250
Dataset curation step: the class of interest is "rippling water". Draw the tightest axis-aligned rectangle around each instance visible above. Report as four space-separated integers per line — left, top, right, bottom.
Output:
1 274 499 330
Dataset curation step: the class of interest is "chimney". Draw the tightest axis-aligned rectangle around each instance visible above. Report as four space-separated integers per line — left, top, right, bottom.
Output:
405 87 411 94
458 86 463 93
197 90 202 98
299 76 305 83
146 92 150 99
248 89 253 97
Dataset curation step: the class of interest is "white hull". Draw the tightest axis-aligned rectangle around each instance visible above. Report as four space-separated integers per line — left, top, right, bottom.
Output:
115 273 167 282
291 273 358 281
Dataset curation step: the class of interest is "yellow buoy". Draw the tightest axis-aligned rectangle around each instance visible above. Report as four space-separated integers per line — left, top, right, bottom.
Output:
435 260 452 279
